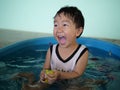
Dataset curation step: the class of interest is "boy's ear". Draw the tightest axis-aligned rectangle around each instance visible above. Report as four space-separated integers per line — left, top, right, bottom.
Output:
76 27 83 38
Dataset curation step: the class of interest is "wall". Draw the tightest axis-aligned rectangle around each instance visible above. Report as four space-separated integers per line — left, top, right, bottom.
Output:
0 0 120 39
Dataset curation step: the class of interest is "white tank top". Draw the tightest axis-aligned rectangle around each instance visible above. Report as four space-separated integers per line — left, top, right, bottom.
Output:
50 44 87 72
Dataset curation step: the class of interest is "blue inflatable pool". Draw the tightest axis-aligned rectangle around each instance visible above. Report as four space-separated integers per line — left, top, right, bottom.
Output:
0 37 120 60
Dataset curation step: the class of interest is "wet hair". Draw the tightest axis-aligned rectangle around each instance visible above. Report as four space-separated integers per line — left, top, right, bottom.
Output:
54 6 84 38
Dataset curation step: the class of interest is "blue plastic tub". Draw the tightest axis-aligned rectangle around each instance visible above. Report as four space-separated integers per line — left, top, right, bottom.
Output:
0 37 120 60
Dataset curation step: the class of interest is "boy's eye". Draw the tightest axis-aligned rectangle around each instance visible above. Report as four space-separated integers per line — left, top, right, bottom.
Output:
54 24 58 27
63 23 68 27
63 24 67 26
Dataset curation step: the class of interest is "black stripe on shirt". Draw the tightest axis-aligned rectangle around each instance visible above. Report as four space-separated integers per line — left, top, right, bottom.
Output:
56 44 81 63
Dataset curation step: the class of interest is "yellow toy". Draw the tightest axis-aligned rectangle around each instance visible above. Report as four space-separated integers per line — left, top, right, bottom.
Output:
45 70 54 74
44 70 54 83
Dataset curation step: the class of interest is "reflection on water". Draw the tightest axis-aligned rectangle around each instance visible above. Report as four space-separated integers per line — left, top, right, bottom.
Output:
0 49 120 90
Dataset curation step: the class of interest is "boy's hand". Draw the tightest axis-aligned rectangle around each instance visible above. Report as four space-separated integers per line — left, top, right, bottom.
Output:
40 70 60 84
45 70 56 84
46 70 60 84
40 70 47 83
40 69 55 84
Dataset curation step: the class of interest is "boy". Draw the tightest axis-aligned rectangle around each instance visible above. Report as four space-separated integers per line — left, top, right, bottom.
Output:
12 6 107 90
40 6 88 85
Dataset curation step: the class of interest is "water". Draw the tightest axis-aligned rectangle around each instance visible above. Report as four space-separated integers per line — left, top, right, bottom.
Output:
0 46 120 90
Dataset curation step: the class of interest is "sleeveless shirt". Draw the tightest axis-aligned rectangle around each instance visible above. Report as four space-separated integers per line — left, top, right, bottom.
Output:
50 44 88 72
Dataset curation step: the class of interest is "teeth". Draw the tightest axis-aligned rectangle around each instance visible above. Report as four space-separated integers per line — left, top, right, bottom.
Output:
58 35 63 38
59 36 63 38
57 33 64 37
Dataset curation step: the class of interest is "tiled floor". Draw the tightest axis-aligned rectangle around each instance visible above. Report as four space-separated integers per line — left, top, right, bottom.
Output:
97 38 120 46
0 29 52 48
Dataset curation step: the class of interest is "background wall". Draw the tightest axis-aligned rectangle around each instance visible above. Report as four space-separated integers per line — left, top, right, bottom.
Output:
0 0 120 40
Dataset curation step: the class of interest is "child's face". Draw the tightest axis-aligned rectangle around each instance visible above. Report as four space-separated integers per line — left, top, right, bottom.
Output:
53 13 82 47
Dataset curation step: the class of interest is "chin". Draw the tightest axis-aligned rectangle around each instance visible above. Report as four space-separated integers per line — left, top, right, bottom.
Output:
59 43 69 48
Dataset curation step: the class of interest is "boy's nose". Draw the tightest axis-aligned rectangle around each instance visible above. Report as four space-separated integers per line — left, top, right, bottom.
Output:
57 26 63 32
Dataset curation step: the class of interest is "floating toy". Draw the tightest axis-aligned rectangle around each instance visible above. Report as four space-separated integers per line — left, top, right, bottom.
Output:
44 70 54 83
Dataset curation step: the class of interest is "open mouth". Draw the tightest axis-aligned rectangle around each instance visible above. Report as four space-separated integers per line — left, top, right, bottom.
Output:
58 36 66 45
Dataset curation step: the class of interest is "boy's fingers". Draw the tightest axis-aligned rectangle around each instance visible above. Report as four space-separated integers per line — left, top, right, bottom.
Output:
47 74 56 78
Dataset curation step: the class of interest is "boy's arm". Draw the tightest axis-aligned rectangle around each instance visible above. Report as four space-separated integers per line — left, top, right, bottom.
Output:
40 48 51 83
57 50 88 80
42 48 51 70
